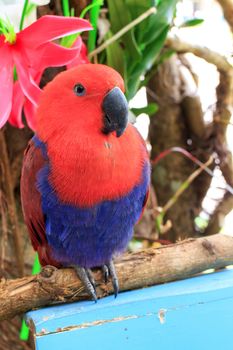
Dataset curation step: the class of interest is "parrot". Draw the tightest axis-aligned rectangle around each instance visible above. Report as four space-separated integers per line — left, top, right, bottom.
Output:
21 64 150 301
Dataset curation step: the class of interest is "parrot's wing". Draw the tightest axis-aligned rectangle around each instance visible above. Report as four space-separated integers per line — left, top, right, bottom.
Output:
137 183 149 224
135 127 150 221
21 138 60 267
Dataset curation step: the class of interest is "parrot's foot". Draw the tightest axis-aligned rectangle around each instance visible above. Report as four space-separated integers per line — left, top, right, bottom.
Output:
74 266 97 302
102 260 119 298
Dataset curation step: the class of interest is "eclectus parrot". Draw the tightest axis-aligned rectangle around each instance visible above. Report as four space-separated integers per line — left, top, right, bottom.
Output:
21 64 150 301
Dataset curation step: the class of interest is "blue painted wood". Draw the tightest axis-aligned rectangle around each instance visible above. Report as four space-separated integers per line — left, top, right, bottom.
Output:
27 268 233 350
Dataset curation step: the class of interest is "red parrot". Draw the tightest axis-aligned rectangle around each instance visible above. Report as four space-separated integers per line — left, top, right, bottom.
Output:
21 64 150 300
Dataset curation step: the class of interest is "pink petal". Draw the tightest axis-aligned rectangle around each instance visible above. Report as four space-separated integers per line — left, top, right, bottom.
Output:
29 68 43 84
70 35 83 49
0 45 13 128
67 36 89 69
24 98 37 131
29 42 82 71
12 45 41 107
19 16 92 49
8 82 25 128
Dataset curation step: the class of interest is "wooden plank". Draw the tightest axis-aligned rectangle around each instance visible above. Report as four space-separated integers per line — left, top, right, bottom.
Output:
27 268 233 350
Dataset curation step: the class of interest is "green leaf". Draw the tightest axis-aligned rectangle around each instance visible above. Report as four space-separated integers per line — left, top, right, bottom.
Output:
124 0 154 40
62 0 70 17
60 33 79 48
13 66 18 81
156 48 175 66
140 0 178 46
141 48 175 88
80 0 103 19
125 0 178 98
131 103 158 117
87 0 103 52
20 254 41 341
0 17 16 43
19 0 29 30
103 0 178 99
105 30 125 81
125 0 151 20
179 18 204 28
127 26 169 99
25 3 36 16
106 0 141 61
20 320 29 341
128 239 144 252
195 216 208 231
155 212 164 234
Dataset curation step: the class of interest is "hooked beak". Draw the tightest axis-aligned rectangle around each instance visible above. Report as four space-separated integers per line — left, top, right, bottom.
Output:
102 87 128 137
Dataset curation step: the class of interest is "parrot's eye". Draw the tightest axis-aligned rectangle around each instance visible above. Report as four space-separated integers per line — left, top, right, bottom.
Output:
73 84 86 96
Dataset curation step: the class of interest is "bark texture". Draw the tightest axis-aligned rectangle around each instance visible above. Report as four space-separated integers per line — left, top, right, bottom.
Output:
148 55 212 241
0 234 232 321
148 34 233 241
217 0 233 32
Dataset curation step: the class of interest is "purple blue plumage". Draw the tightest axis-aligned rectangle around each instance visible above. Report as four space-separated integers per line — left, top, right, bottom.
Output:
33 135 150 268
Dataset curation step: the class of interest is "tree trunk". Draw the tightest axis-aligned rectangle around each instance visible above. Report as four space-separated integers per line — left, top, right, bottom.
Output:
147 55 212 242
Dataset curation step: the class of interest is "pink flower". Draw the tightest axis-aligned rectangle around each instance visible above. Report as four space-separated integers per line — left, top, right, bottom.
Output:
0 15 92 129
67 36 90 69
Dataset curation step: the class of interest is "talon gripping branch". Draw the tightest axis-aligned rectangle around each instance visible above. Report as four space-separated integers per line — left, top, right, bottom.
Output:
21 64 150 300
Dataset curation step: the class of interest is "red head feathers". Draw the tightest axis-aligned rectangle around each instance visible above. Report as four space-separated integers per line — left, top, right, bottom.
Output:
35 64 147 207
36 64 125 140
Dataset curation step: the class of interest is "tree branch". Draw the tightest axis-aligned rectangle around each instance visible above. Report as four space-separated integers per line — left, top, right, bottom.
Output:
166 36 232 73
205 192 233 235
0 234 233 321
166 35 233 235
217 0 233 33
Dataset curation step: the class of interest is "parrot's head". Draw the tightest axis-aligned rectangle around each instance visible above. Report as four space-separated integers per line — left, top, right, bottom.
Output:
36 64 128 142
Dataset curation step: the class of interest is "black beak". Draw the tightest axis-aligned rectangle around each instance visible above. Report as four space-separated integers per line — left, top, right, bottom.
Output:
102 87 128 137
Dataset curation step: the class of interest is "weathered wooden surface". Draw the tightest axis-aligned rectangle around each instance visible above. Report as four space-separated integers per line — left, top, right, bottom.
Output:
0 234 233 321
28 267 233 350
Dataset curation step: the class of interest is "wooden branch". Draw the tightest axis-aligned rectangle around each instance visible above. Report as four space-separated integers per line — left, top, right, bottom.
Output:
0 234 233 321
217 0 233 33
165 36 233 131
179 55 207 140
166 36 232 73
205 193 233 235
213 70 233 190
166 35 233 208
181 95 206 139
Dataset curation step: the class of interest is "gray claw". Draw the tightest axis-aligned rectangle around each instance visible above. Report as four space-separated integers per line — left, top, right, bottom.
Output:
86 268 96 290
102 265 109 283
102 260 119 298
74 266 97 302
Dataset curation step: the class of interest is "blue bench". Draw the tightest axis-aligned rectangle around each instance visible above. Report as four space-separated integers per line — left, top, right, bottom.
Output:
27 267 233 350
